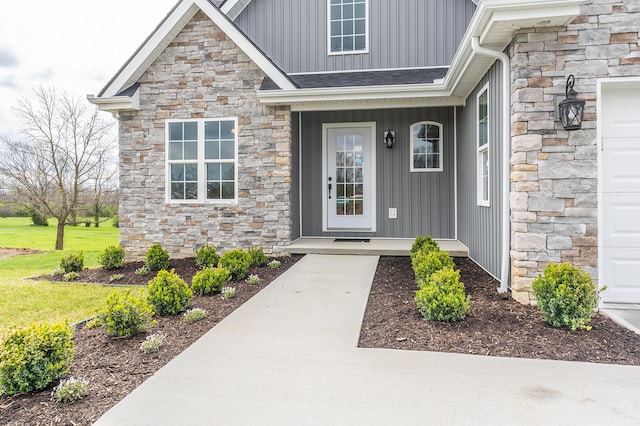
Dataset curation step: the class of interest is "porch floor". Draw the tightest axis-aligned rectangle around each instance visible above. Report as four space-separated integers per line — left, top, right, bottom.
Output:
285 238 469 257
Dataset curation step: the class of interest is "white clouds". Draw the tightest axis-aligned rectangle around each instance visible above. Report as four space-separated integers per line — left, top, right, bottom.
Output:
0 0 178 139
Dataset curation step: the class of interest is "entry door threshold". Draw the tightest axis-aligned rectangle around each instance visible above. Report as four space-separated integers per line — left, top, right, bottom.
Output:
333 238 371 243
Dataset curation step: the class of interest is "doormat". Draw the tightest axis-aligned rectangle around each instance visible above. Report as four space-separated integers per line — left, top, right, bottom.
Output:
333 238 370 243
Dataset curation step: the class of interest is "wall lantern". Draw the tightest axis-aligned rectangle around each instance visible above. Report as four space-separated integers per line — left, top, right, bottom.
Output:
558 74 585 131
384 129 395 148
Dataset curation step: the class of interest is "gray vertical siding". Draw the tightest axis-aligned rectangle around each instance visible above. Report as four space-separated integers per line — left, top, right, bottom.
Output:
456 61 503 279
234 0 476 73
299 108 455 238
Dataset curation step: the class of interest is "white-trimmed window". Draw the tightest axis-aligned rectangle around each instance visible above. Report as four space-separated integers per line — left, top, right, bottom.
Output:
410 121 443 172
167 118 238 203
477 85 489 206
328 0 368 54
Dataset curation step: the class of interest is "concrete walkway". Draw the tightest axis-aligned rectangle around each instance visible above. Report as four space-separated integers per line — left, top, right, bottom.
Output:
95 255 640 425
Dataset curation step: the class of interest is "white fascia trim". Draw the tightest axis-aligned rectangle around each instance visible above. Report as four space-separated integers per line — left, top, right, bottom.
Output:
87 89 140 113
98 0 293 100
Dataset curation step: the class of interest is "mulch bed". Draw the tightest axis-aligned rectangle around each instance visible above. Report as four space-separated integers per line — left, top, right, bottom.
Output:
3 254 640 425
358 257 640 365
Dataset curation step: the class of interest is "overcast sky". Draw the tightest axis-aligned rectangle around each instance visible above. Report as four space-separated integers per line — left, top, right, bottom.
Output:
0 0 178 139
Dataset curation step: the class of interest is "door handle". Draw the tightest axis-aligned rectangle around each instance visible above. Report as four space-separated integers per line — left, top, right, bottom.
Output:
328 177 332 199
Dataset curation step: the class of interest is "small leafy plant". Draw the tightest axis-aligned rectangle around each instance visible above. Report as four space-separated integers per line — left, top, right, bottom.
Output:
63 272 78 281
248 247 269 267
414 268 470 322
221 286 236 299
219 249 252 280
147 269 192 316
109 274 124 282
532 263 604 331
139 333 165 354
60 252 84 273
146 243 170 272
96 290 155 337
246 274 261 285
135 265 150 276
98 245 125 270
267 259 281 269
51 377 89 403
0 322 74 396
191 267 231 296
195 244 220 270
52 267 64 277
183 308 207 324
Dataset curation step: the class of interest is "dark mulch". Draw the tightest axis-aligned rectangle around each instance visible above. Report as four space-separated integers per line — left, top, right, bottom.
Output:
1 256 300 426
3 255 640 425
359 257 640 365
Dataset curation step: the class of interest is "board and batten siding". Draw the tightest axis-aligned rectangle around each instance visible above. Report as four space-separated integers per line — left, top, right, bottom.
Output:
234 0 476 73
298 108 455 238
456 62 504 279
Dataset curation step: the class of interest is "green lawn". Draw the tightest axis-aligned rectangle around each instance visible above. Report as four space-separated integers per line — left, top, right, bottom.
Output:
0 217 136 332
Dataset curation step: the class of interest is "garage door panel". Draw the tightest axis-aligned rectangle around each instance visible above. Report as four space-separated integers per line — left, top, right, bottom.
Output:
602 194 640 244
601 82 640 304
602 249 640 303
602 138 640 193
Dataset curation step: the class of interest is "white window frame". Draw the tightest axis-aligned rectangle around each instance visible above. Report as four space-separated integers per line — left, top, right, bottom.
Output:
477 84 490 207
410 121 443 172
327 0 369 55
166 118 238 204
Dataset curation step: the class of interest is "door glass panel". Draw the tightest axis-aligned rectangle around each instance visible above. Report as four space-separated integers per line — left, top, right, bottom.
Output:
334 134 364 217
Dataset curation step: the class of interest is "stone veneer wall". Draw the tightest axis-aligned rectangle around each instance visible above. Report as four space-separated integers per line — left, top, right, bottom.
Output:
119 11 292 259
508 0 640 303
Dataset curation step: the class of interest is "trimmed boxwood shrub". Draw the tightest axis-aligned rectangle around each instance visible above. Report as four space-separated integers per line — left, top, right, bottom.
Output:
195 244 219 270
191 267 231 296
98 245 125 270
532 263 603 331
413 249 455 286
414 268 470 322
0 322 74 396
219 249 252 280
96 290 155 337
147 269 192 316
60 252 84 273
146 243 169 272
247 247 269 267
410 235 439 260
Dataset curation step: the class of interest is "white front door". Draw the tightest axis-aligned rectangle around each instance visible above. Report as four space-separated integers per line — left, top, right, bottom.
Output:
323 123 376 231
600 80 640 303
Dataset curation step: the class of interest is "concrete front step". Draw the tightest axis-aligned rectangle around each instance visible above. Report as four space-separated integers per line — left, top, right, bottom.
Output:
285 238 469 257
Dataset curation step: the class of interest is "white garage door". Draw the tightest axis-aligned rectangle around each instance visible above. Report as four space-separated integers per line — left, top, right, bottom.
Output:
601 81 640 304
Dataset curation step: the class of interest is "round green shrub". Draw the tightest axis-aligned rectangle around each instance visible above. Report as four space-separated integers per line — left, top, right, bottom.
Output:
96 290 155 337
0 322 74 396
60 252 84 273
195 244 219 270
532 263 603 331
219 249 252 280
191 267 231 296
248 247 268 267
147 269 193 316
414 268 470 322
146 243 169 272
413 249 455 286
98 245 125 270
30 210 49 226
410 235 439 260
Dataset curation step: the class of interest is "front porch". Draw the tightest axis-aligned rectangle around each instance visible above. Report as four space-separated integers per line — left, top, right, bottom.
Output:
285 237 469 257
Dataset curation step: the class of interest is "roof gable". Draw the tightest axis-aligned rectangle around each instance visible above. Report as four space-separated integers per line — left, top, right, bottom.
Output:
94 0 294 101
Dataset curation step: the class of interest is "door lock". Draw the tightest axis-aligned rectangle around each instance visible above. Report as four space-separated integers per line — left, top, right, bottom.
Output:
328 177 332 199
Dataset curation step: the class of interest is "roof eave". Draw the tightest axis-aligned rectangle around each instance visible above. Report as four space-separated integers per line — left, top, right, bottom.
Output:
87 89 140 114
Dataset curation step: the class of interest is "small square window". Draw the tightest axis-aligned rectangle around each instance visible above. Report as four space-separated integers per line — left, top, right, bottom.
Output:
328 0 368 54
410 122 443 172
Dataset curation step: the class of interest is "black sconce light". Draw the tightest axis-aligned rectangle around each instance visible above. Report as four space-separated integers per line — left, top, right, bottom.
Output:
384 129 395 148
558 74 585 131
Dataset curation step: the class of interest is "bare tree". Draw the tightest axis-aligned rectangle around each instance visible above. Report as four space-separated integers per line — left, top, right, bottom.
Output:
0 86 116 249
